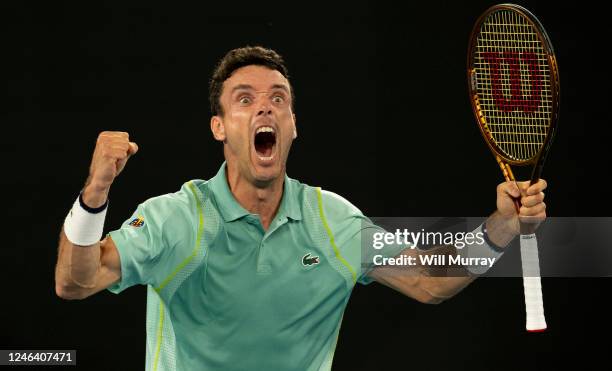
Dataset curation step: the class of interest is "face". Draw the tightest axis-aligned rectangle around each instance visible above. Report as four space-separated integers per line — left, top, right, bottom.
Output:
211 65 296 186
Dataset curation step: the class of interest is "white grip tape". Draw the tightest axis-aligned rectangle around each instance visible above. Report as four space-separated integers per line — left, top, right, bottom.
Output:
520 234 547 332
63 196 107 246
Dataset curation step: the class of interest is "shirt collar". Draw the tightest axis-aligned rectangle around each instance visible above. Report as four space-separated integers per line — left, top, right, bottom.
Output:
279 173 302 221
208 162 302 222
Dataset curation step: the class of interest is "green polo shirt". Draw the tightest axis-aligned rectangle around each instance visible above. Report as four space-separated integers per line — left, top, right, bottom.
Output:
108 163 397 371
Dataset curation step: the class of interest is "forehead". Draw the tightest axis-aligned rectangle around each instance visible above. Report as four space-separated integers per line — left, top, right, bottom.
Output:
222 65 290 93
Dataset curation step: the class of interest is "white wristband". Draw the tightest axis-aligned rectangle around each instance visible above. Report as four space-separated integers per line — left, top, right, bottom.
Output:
63 194 108 246
458 223 505 275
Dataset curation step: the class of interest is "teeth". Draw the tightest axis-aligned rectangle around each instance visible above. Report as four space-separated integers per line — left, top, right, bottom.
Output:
258 154 274 161
256 126 275 134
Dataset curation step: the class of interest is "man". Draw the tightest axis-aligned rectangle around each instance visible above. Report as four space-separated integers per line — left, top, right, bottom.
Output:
55 46 547 370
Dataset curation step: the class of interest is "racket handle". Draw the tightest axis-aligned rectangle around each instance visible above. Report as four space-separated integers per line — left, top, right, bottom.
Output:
520 234 547 332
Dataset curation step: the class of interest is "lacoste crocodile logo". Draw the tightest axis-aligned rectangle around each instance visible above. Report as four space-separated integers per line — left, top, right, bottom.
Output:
302 253 320 267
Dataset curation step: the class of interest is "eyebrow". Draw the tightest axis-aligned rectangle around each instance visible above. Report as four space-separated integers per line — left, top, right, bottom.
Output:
231 84 290 94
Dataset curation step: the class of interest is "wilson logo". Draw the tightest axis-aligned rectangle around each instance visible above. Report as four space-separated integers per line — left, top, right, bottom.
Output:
482 51 542 113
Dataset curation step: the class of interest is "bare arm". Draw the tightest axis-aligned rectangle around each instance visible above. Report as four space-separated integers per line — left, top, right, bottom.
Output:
55 131 138 300
368 179 548 304
55 231 121 300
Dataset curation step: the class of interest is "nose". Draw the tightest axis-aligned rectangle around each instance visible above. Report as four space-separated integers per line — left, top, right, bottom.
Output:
257 107 272 116
257 100 273 116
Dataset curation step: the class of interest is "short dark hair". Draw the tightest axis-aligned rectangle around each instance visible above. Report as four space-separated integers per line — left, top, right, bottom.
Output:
209 46 293 116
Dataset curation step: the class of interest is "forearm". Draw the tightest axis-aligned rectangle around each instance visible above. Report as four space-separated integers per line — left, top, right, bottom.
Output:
416 258 476 303
55 185 109 296
56 230 102 291
370 244 476 304
420 212 517 300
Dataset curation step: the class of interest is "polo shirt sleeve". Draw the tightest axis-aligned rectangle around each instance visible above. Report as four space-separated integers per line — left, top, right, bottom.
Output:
318 190 407 286
349 222 410 285
107 184 197 294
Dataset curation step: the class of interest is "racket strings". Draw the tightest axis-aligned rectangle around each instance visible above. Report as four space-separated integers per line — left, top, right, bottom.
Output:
474 9 553 161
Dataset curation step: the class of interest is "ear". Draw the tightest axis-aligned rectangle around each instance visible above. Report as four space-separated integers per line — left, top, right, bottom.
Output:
292 113 297 139
210 116 226 142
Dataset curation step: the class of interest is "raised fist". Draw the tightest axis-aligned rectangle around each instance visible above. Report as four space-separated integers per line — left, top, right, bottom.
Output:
83 131 138 207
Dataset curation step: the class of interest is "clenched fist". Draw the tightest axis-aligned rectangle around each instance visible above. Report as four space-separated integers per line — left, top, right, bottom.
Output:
496 179 547 234
82 132 138 207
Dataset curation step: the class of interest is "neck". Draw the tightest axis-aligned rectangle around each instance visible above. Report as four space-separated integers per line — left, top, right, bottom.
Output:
225 162 284 231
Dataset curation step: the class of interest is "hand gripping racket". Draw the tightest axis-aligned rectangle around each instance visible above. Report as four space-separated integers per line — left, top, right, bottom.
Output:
467 4 560 332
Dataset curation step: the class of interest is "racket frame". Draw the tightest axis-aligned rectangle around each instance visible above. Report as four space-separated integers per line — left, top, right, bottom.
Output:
467 3 560 183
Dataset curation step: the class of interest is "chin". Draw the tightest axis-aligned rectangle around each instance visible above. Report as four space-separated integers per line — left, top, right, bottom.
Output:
251 163 283 186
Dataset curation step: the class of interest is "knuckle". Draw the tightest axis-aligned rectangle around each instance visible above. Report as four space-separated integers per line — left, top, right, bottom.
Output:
110 149 125 158
101 149 113 159
98 131 128 141
115 144 129 153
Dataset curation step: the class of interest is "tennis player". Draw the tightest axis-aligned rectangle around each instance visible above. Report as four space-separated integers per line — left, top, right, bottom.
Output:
55 46 547 370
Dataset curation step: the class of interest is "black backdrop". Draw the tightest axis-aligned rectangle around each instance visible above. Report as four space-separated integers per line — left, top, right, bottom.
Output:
2 0 610 370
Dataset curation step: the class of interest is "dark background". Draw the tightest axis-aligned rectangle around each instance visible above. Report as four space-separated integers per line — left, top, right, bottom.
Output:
2 0 610 370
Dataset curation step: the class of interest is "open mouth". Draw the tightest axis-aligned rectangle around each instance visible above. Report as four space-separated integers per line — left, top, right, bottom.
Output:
254 126 276 161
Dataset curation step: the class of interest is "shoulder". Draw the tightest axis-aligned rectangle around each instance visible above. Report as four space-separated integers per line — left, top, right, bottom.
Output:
138 180 207 222
318 188 363 218
142 180 201 207
293 178 364 221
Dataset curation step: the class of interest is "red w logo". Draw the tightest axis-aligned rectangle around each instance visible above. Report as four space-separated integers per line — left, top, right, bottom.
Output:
482 51 542 113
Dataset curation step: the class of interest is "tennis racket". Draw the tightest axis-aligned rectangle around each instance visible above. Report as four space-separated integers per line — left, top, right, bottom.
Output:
467 4 560 332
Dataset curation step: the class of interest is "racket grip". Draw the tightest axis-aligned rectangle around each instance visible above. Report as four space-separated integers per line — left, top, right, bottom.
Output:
520 234 547 332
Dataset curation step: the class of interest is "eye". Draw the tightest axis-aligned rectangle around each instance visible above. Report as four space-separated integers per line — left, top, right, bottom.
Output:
239 96 252 105
272 95 285 104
